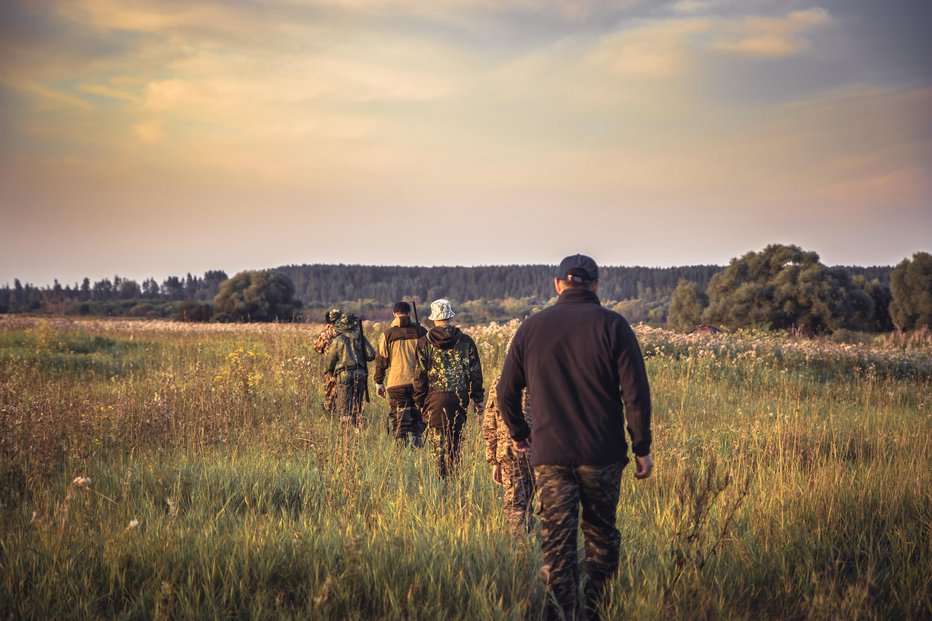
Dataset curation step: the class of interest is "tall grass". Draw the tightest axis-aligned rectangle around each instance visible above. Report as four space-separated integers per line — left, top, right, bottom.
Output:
1 316 929 619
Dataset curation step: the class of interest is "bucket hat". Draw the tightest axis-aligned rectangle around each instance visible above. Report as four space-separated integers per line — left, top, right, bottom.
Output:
428 299 455 321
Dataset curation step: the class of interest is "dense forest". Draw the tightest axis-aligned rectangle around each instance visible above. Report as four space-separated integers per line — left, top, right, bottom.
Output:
277 264 727 306
0 253 911 331
0 264 732 316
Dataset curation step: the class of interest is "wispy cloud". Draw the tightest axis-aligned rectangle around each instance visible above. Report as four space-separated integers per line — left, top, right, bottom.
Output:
0 0 928 282
712 8 832 57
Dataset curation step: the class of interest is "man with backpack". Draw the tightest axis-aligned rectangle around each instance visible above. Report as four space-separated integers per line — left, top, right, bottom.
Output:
325 313 376 429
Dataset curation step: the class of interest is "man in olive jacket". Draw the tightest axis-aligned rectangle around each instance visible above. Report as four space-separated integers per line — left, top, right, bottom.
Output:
498 254 653 621
413 299 485 477
374 301 428 446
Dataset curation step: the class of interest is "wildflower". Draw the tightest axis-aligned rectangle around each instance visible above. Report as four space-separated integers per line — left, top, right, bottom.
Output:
126 518 140 530
72 476 92 488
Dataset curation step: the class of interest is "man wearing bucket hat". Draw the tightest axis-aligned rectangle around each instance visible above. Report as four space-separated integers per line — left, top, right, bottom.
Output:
413 299 485 478
497 254 653 621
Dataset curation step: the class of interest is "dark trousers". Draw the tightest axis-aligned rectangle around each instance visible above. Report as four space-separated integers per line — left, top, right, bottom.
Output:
423 392 468 478
335 370 367 427
535 461 625 621
387 385 425 445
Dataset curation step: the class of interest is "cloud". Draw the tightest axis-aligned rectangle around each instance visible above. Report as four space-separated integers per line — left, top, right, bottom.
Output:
712 8 832 57
132 121 163 145
2 1 926 216
2 79 93 111
584 18 709 79
79 82 140 104
668 0 725 14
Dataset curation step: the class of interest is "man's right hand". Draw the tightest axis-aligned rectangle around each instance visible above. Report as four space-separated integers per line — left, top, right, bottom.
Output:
491 464 503 485
376 384 386 398
634 454 654 480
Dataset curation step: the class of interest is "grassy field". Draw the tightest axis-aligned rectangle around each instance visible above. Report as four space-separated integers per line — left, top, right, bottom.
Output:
1 316 929 620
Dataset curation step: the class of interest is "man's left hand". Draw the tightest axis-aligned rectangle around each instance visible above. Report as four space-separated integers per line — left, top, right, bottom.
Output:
634 454 654 480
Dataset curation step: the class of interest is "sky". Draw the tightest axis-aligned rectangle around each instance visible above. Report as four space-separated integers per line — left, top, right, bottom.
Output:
1 0 930 286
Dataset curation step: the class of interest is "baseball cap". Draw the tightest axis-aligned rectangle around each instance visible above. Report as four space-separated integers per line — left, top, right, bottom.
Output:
556 254 599 283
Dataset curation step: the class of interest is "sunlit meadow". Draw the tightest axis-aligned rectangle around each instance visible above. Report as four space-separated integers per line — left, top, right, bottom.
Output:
1 316 929 619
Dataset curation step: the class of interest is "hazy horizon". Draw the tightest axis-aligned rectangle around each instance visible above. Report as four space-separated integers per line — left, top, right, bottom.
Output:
2 0 930 286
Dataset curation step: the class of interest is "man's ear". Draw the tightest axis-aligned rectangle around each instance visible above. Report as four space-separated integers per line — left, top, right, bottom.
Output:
592 280 600 293
554 278 564 294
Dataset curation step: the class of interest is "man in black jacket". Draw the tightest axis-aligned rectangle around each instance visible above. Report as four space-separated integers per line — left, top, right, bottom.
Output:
498 254 653 621
374 302 428 446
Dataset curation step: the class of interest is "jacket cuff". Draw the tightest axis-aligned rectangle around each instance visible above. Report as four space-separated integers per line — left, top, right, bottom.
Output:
511 423 531 442
632 442 651 457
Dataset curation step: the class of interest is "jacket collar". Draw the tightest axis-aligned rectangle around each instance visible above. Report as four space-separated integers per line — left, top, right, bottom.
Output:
556 288 601 305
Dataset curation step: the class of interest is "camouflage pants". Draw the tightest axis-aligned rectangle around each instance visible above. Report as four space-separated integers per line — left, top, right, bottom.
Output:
423 392 467 478
535 461 625 621
501 456 536 535
322 372 337 416
387 385 425 447
335 371 367 427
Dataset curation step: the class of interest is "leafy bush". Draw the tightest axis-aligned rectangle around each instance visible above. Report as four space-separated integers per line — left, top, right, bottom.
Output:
212 271 302 322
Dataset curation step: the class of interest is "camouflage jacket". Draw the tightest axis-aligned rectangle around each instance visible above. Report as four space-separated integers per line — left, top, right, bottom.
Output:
413 325 484 408
313 324 338 355
326 316 376 378
483 376 531 465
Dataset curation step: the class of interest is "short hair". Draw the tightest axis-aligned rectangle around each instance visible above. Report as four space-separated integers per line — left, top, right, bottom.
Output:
558 277 597 290
393 301 411 314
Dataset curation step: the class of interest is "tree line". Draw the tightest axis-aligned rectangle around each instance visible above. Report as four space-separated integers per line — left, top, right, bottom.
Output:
0 271 229 319
0 264 725 320
1 246 928 332
276 264 725 305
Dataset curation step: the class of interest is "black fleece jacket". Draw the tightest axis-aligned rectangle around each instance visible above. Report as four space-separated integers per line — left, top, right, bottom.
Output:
498 288 652 466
